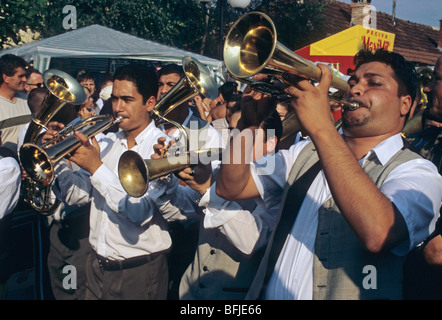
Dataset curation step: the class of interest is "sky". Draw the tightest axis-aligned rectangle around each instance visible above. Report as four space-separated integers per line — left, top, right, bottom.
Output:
340 0 441 28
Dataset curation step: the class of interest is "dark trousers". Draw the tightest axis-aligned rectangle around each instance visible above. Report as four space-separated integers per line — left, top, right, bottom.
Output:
85 250 168 300
47 207 92 300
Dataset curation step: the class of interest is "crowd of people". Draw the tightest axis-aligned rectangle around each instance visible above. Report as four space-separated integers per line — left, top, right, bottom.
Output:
0 48 441 300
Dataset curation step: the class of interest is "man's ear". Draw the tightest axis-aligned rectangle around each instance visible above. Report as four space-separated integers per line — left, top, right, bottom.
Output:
400 95 413 116
145 96 156 112
2 74 9 84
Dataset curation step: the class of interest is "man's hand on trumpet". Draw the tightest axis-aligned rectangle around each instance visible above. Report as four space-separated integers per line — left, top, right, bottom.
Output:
238 73 276 130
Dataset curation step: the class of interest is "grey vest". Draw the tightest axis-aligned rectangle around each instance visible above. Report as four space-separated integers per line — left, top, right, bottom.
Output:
179 216 265 300
247 141 421 300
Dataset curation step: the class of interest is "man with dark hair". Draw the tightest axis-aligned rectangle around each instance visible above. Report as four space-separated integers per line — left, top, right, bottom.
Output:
43 63 176 300
154 110 282 300
217 49 442 300
155 62 224 299
0 54 31 154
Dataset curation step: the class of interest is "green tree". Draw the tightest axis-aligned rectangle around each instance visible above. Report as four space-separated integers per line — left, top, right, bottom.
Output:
1 0 329 59
0 0 47 48
39 0 207 53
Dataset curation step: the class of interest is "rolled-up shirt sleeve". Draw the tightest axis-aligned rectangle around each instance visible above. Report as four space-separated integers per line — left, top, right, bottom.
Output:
381 158 442 256
201 183 278 255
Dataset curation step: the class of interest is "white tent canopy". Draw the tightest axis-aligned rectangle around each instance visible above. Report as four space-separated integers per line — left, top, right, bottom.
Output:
0 24 223 80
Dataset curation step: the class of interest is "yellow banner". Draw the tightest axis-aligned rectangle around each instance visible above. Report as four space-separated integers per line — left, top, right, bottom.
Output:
310 25 395 56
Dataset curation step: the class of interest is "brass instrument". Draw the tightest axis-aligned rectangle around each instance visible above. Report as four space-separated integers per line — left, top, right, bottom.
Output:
223 12 358 139
401 67 433 138
20 115 122 187
20 69 86 215
153 56 218 152
118 148 223 197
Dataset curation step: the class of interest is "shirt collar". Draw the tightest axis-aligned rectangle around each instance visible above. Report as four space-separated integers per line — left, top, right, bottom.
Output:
117 120 157 148
361 133 404 166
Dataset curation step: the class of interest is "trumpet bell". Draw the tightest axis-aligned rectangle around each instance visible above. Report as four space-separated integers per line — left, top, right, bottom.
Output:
224 11 350 93
20 143 54 187
153 56 218 121
118 150 150 198
33 69 87 127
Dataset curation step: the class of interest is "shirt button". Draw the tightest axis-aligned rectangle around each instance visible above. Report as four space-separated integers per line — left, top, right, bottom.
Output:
203 266 209 272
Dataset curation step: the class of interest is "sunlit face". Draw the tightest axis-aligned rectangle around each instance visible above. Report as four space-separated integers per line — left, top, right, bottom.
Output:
111 79 155 136
343 61 411 137
80 86 94 110
157 73 181 100
424 56 442 120
25 72 44 93
276 103 288 121
3 67 27 93
80 78 96 94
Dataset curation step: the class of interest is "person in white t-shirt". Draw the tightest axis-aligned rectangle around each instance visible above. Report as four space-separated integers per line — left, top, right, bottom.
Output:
0 54 31 155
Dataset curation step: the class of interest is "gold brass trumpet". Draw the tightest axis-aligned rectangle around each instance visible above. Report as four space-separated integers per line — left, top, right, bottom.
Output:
19 115 122 186
223 12 358 138
118 148 223 197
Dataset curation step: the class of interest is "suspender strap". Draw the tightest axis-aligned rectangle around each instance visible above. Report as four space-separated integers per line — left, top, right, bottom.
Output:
0 114 32 130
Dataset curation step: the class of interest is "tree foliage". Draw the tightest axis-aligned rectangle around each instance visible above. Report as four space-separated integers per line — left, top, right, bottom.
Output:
0 0 47 47
1 0 329 58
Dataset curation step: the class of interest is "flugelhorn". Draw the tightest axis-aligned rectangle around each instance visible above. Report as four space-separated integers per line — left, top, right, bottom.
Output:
118 148 223 197
19 115 122 186
223 12 358 138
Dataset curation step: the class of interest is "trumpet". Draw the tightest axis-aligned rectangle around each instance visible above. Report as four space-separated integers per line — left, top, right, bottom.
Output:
223 11 358 138
19 115 122 186
152 56 218 152
118 148 223 197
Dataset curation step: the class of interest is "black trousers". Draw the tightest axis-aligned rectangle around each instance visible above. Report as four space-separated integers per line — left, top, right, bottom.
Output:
85 250 168 300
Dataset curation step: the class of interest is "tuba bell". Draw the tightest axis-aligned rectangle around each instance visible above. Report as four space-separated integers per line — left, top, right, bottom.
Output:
19 69 86 215
118 148 223 197
223 12 357 139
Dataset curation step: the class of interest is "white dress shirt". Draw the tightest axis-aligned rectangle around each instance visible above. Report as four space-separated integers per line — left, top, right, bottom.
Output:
0 156 21 220
199 182 278 255
52 121 176 260
251 133 442 300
